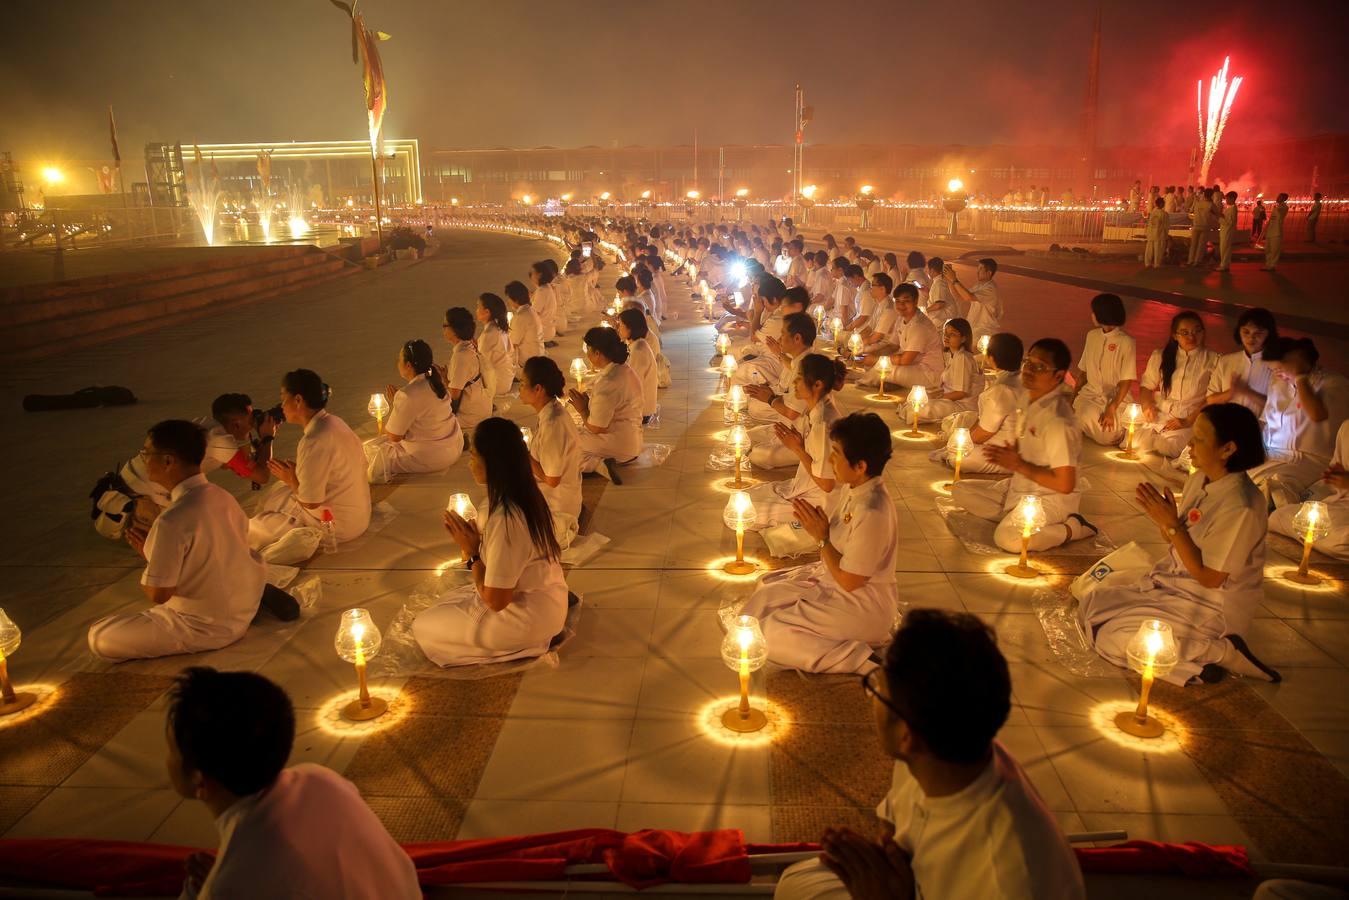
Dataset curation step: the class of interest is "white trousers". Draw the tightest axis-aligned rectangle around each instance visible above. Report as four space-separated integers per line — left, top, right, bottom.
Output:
857 362 939 390
1074 391 1126 445
774 858 850 900
579 427 642 470
1269 501 1349 560
411 583 567 667
747 423 797 469
1265 233 1283 268
88 605 249 663
1187 227 1207 265
929 443 1011 475
1143 236 1166 267
918 396 976 423
1218 231 1233 268
1249 455 1328 508
248 487 321 550
949 479 1080 552
364 432 463 484
1135 423 1192 460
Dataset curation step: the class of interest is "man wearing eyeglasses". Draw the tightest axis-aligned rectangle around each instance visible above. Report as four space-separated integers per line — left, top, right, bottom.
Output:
951 338 1097 554
775 610 1084 900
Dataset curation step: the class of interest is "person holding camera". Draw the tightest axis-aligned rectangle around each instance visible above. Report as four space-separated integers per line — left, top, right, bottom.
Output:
365 339 463 484
89 421 299 662
248 369 371 557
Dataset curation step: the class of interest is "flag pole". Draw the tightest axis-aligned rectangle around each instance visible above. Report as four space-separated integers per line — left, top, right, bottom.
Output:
370 140 384 245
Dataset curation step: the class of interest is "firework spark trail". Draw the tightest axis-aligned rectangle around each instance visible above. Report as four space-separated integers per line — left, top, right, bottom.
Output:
1197 56 1243 185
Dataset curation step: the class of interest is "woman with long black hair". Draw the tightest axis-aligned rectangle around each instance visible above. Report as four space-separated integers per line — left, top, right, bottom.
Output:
569 326 644 477
365 339 462 483
475 292 515 407
1134 311 1219 458
412 418 568 666
519 356 582 550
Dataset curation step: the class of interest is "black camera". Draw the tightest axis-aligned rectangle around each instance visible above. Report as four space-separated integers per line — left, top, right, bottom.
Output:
252 405 284 428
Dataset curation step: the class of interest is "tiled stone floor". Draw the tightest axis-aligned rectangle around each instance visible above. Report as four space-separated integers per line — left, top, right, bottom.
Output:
1 229 1346 894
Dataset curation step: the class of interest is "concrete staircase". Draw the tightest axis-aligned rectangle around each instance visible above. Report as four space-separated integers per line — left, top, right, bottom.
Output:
0 245 355 358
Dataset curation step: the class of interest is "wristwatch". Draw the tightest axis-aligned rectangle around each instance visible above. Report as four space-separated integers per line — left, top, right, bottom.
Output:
1165 525 1180 538
465 554 481 569
817 538 828 551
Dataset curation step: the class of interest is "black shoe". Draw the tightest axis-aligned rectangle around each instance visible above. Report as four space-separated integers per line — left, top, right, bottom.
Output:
1199 663 1228 683
545 340 559 348
1067 513 1099 541
259 585 300 622
567 591 581 608
603 457 624 485
1226 634 1282 683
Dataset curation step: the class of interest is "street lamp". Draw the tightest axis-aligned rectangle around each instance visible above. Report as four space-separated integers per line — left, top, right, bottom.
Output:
943 178 968 238
799 184 817 224
856 185 875 230
734 187 749 222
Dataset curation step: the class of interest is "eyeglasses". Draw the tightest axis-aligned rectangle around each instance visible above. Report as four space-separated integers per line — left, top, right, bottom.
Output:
1020 359 1056 374
860 669 906 720
1174 328 1204 338
137 448 174 462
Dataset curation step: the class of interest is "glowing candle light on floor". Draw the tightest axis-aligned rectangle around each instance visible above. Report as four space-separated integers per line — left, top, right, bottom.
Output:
725 384 748 425
0 609 36 717
720 353 739 385
722 491 758 575
1004 494 1046 579
570 357 587 388
335 608 387 722
977 334 991 357
1286 501 1331 585
715 334 731 357
1115 619 1178 739
368 393 389 434
831 317 844 346
726 424 751 488
520 426 532 449
1122 402 1142 459
848 332 863 359
945 427 971 488
877 355 893 398
905 385 928 436
719 615 768 733
810 304 826 328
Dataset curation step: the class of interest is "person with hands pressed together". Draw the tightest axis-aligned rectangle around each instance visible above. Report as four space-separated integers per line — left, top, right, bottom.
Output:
1133 312 1218 459
1268 419 1349 559
569 327 644 481
951 339 1095 553
738 413 898 674
933 333 1025 474
1080 403 1280 684
1071 293 1137 445
857 283 943 391
519 356 583 550
774 610 1085 900
745 311 818 467
364 339 462 483
412 418 568 666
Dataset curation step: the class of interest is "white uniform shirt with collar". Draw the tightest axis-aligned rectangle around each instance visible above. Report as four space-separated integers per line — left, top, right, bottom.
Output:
535 398 582 520
829 476 897 590
532 282 559 341
587 361 644 458
183 763 420 900
123 417 245 497
924 275 955 318
868 299 898 338
143 473 265 636
1140 346 1220 421
787 397 843 498
978 371 1021 444
1161 470 1267 607
1079 328 1138 400
1206 349 1273 416
385 373 458 443
889 311 945 382
479 321 515 392
941 349 983 402
447 341 493 424
1263 369 1349 462
509 305 544 365
481 503 569 598
965 278 1003 336
784 254 806 287
1006 387 1080 509
875 742 1085 900
627 338 659 417
831 276 853 317
295 409 371 542
806 267 831 306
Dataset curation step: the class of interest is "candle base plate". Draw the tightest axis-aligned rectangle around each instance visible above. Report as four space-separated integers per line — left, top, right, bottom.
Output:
0 693 37 717
1284 571 1322 586
1004 563 1041 579
723 560 758 576
342 696 388 722
721 707 768 733
1114 710 1165 739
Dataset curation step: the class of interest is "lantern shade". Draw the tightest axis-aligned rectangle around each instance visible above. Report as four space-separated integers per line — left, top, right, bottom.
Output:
715 334 731 355
1124 619 1179 679
367 393 388 418
848 333 863 356
334 608 382 664
1123 402 1142 425
907 385 928 411
877 356 892 374
570 357 587 378
725 424 751 455
0 608 21 658
1292 501 1332 542
725 385 747 415
977 334 991 356
721 354 739 378
1014 494 1047 534
720 615 768 671
446 492 477 521
947 427 972 454
520 426 533 447
723 491 758 530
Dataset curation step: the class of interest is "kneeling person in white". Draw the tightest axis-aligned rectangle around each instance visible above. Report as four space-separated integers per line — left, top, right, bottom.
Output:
934 333 1023 475
167 668 420 900
618 308 659 423
520 357 583 551
1269 419 1349 560
366 338 462 483
858 283 943 390
89 421 290 662
775 610 1085 900
249 369 371 553
441 308 494 431
744 311 817 469
569 327 644 476
951 339 1095 553
739 413 898 673
746 354 845 528
1070 293 1137 445
412 418 568 666
919 316 983 421
1134 312 1218 459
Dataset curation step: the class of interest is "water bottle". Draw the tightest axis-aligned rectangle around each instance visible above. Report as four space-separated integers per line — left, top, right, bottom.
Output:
320 509 338 554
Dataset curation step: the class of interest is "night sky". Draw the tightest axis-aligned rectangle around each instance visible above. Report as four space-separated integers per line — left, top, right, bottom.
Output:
3 0 1346 162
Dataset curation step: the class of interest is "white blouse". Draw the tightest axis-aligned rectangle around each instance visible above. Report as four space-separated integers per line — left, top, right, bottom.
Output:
479 321 515 393
509 305 544 364
940 349 983 406
535 399 582 520
587 361 644 457
1079 328 1138 398
627 338 659 417
786 397 842 499
828 476 897 590
447 342 493 425
1141 346 1220 421
977 371 1021 445
1263 369 1349 462
386 374 458 443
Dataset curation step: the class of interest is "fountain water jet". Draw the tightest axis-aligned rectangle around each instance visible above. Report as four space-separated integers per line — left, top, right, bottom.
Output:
187 146 221 246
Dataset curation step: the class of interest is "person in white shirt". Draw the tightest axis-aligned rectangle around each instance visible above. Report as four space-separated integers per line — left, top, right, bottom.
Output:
806 250 833 309
745 312 818 467
166 668 420 900
476 292 516 407
858 283 944 390
1248 337 1349 508
440 307 493 431
1144 196 1170 268
1261 193 1288 271
945 258 1003 337
412 418 568 666
1135 312 1220 459
1070 294 1138 445
568 326 645 481
520 357 583 550
364 339 462 484
739 413 898 673
1185 188 1214 266
850 274 896 350
89 421 295 661
1080 404 1282 685
775 610 1085 900
1269 420 1349 560
249 369 371 554
920 317 983 421
745 354 846 528
1205 307 1277 417
951 339 1096 553
504 280 544 373
530 260 561 342
1216 190 1239 270
781 238 807 288
933 333 1024 474
922 257 955 319
618 308 659 423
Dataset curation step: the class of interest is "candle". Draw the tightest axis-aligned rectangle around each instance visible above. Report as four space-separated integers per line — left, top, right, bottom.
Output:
877 355 893 398
906 384 928 436
570 357 587 387
848 332 863 358
1122 402 1141 458
367 393 389 433
948 427 971 484
1288 500 1332 584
